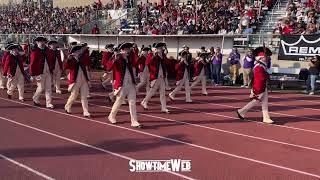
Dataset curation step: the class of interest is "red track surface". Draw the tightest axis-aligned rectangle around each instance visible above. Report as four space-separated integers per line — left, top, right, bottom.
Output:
1 79 320 180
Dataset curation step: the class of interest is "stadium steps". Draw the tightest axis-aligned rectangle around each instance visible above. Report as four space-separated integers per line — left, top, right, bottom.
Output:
252 0 288 51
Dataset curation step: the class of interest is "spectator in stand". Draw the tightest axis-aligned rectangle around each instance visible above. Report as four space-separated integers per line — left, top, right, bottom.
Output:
305 55 320 95
277 0 320 35
91 24 100 34
0 1 111 34
282 20 294 35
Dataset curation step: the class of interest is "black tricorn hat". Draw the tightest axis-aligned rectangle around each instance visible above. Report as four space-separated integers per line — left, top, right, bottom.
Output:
199 52 209 58
70 41 78 46
105 44 114 49
33 36 47 42
154 42 166 48
5 43 14 50
118 42 133 50
6 44 20 50
142 47 151 51
253 47 272 57
179 50 188 56
48 40 58 46
70 45 83 53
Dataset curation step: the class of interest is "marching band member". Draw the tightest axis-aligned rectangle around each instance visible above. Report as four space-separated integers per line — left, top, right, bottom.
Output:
48 40 63 94
191 52 208 95
136 46 151 93
164 45 172 91
181 45 193 78
237 47 274 124
81 43 92 99
141 42 170 114
0 44 12 89
101 44 114 90
169 50 192 103
64 44 91 118
106 43 142 128
30 36 55 108
3 44 26 101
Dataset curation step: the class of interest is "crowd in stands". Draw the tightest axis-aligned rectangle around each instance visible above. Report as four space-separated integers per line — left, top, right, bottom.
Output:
273 0 320 35
119 0 276 35
0 0 109 34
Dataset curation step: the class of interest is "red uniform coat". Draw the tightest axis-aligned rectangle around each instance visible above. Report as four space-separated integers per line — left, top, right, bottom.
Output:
29 47 55 76
132 47 139 65
3 54 25 77
82 48 91 68
64 56 90 85
252 62 269 95
53 49 63 70
193 61 205 77
137 55 147 73
101 51 113 71
106 53 137 90
1 51 9 67
175 62 190 81
145 53 168 81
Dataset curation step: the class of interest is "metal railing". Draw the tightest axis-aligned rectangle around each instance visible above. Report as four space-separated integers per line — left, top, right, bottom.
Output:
0 34 282 54
266 0 284 31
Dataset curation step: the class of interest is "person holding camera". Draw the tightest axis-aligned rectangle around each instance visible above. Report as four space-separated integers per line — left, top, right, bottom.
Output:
305 55 320 95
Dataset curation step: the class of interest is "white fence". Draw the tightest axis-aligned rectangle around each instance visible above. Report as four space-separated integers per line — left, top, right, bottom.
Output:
0 33 308 69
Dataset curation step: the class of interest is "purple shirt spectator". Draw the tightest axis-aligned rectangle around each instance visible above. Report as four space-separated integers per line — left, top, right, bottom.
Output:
243 55 254 69
228 52 240 65
212 54 223 65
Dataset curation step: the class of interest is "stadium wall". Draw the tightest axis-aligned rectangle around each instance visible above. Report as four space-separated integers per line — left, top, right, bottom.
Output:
68 35 309 72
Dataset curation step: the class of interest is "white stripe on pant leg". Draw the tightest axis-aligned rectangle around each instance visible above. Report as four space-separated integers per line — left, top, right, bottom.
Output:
80 82 90 115
45 74 53 106
17 73 25 100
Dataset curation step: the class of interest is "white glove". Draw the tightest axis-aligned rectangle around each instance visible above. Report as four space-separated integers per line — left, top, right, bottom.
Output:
35 75 41 81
